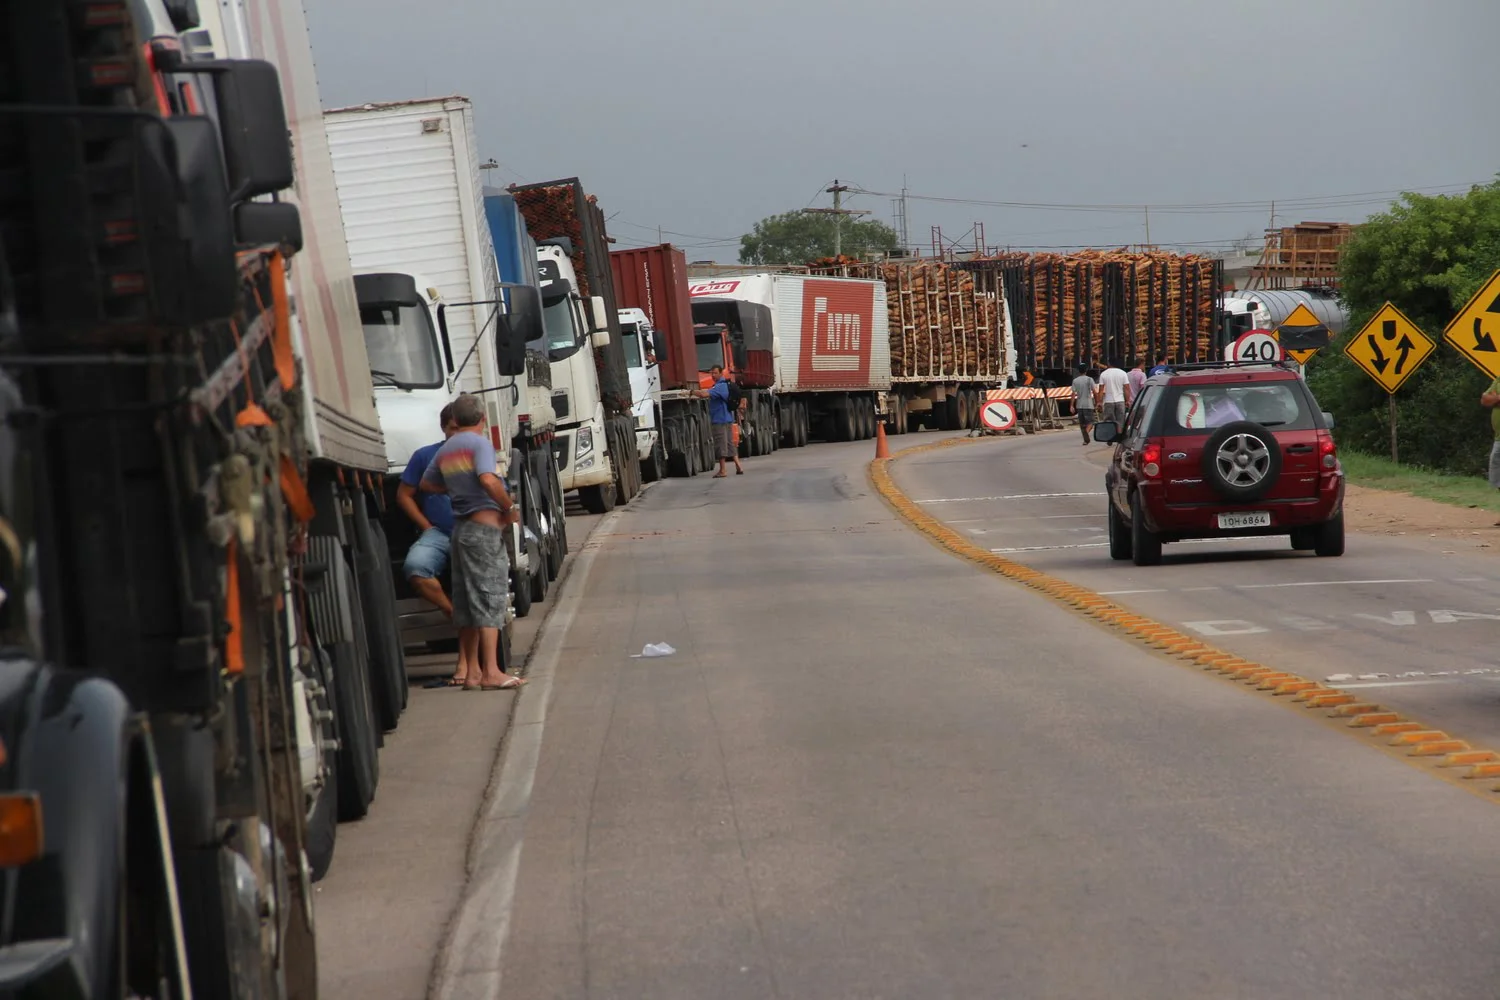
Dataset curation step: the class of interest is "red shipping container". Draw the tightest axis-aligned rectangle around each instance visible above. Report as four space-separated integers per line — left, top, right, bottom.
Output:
608 244 698 391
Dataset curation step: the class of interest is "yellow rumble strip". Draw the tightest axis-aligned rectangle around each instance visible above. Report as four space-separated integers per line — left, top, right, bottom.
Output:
871 436 1500 802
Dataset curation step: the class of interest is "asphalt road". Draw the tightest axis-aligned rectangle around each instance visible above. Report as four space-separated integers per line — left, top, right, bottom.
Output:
479 431 1500 1000
895 431 1500 752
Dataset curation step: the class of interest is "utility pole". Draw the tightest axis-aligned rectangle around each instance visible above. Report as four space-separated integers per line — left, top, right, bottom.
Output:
1143 205 1151 247
802 178 870 258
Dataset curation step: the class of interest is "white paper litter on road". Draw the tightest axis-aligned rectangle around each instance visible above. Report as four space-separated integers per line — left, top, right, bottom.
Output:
631 642 677 659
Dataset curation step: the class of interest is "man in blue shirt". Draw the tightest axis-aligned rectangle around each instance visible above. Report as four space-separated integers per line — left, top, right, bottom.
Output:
397 404 458 618
699 365 744 478
1147 353 1171 377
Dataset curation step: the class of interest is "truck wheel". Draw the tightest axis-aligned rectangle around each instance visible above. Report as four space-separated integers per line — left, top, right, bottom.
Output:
368 521 407 712
353 506 403 732
641 434 665 482
667 420 692 477
528 541 548 603
331 633 379 821
863 397 877 439
511 561 533 618
306 649 340 881
579 482 616 515
797 402 810 447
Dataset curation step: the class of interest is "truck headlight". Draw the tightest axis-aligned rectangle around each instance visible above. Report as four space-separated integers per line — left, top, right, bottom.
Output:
575 427 593 458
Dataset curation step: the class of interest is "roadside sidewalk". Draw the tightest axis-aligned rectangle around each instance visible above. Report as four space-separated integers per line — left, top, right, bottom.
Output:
314 510 604 1000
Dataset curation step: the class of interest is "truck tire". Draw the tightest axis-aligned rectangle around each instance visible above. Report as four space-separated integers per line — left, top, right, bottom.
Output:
667 417 693 477
796 401 810 447
579 482 616 514
353 503 404 732
510 559 533 618
369 520 407 712
306 649 340 881
641 433 665 482
942 394 961 431
331 632 379 821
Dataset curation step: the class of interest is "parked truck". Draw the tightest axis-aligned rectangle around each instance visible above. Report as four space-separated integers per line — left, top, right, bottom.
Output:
687 273 893 447
0 0 426 993
510 179 642 513
611 245 714 478
323 97 562 633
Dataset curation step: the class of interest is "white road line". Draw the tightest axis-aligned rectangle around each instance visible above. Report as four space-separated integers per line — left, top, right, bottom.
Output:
990 542 1109 553
432 508 620 1000
1233 578 1433 590
1453 576 1489 583
950 513 1104 523
1098 588 1170 595
1335 679 1458 689
1182 586 1222 592
918 492 1107 504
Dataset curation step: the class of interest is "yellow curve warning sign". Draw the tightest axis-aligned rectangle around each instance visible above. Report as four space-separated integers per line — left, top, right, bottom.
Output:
1345 302 1435 394
1443 269 1500 379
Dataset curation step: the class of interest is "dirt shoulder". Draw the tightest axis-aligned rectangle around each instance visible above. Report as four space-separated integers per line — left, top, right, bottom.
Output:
1343 483 1499 550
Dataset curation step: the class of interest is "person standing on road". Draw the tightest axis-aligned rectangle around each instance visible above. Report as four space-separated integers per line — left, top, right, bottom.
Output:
1483 377 1500 524
698 365 744 478
1098 359 1131 427
396 403 471 687
1128 360 1147 401
1071 364 1096 446
420 394 525 691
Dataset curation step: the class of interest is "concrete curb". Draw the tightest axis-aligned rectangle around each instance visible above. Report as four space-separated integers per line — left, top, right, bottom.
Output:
871 440 1500 802
427 506 621 1000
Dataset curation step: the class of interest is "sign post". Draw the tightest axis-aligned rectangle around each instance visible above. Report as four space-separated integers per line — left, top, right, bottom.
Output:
1344 302 1436 462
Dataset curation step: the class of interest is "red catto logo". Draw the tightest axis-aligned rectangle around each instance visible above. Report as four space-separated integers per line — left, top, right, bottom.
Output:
798 279 873 387
690 280 740 296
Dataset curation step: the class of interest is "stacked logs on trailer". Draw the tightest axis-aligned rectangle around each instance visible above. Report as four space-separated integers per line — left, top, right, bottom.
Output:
809 257 1007 380
958 249 1223 376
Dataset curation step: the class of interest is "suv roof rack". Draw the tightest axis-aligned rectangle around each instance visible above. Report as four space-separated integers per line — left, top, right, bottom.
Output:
1159 359 1298 374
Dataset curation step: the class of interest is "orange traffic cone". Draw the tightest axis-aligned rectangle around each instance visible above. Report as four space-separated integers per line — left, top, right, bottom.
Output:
875 419 891 460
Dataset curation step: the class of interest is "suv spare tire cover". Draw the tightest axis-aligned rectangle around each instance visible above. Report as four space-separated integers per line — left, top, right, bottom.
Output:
1201 420 1282 503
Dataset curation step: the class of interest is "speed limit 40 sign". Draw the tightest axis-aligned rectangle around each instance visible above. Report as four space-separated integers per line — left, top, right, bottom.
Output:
1225 329 1283 364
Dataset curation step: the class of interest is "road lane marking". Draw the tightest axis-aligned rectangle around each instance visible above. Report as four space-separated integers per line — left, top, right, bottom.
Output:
917 492 1106 503
1234 578 1433 590
991 542 1108 553
951 513 1104 523
1338 680 1461 689
1098 589 1170 596
871 436 1500 805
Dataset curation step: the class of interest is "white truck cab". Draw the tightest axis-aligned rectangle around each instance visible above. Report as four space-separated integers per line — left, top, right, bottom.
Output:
355 271 454 473
618 306 664 476
537 241 616 509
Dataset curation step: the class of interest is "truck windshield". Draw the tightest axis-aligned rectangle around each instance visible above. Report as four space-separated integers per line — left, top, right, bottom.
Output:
621 323 644 369
360 302 444 388
541 298 583 362
695 330 724 373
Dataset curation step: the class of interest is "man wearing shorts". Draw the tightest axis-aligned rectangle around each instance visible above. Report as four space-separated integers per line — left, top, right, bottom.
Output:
1098 359 1131 427
420 395 524 690
1483 376 1500 524
702 365 744 478
397 404 457 617
1071 364 1096 446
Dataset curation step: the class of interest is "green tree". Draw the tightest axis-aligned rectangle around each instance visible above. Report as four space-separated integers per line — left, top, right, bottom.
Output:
739 211 901 265
1306 179 1500 475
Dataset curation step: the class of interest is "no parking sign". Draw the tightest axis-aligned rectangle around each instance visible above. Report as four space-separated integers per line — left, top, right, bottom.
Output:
979 398 1017 432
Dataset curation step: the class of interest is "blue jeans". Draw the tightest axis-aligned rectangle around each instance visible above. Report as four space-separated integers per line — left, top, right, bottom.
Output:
403 527 450 580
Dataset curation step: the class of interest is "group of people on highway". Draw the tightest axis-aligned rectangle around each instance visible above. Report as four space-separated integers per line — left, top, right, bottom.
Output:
395 395 526 691
1070 356 1170 445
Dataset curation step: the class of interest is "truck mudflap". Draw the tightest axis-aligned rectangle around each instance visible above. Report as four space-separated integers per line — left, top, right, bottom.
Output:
0 660 188 998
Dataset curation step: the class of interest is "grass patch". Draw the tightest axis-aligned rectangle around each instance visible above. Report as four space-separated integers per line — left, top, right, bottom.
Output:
1339 450 1500 512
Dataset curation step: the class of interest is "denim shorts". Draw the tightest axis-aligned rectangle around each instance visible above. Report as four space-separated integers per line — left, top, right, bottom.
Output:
403 526 450 580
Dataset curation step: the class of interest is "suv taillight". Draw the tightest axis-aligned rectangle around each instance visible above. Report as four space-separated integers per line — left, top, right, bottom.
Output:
1141 442 1162 478
1317 431 1338 470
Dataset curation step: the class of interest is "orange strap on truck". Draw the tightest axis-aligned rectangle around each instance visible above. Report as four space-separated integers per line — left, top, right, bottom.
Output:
280 455 316 524
224 537 244 675
269 252 296 391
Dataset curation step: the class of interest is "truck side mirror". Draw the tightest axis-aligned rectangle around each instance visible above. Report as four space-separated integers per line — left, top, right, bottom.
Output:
495 286 539 377
586 295 608 332
590 329 611 349
159 116 238 324
650 329 667 363
234 201 302 252
200 59 294 200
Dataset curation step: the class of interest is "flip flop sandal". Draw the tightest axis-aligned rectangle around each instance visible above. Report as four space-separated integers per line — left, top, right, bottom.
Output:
482 676 526 690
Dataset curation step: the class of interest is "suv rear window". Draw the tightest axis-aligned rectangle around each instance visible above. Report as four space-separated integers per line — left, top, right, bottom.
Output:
1160 383 1314 435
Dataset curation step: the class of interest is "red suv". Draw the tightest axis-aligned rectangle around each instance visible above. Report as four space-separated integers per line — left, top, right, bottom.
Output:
1095 361 1344 566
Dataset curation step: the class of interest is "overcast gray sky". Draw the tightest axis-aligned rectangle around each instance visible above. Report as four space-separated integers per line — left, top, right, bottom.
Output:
306 0 1500 262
